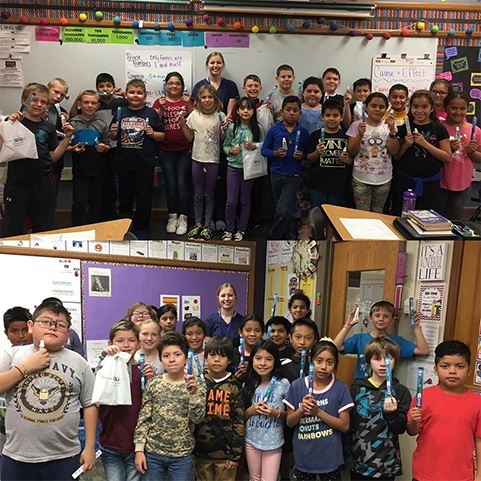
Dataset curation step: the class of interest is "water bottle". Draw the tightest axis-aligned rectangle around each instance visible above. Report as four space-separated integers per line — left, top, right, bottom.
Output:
402 189 416 217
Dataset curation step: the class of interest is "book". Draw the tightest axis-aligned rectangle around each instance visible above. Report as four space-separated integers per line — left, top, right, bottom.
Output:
407 210 452 231
406 219 454 236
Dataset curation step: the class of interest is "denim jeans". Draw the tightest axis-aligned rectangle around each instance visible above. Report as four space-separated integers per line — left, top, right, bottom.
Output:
100 446 140 481
143 451 193 481
310 188 345 209
270 172 302 239
159 149 192 216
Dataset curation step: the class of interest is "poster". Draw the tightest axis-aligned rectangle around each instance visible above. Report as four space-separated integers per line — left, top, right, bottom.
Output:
88 267 111 297
418 284 445 321
125 50 192 105
0 56 23 87
267 241 280 266
417 242 447 282
160 294 179 312
442 46 481 122
406 361 436 395
182 295 201 322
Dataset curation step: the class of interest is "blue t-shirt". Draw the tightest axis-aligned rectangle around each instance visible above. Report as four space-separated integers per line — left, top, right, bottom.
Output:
191 78 240 115
203 312 243 347
299 108 324 135
261 122 309 177
343 333 416 378
245 377 290 450
284 375 353 474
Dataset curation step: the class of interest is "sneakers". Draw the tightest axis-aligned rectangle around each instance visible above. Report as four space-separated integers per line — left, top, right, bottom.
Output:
234 231 244 241
176 215 188 235
222 231 233 241
199 227 213 241
187 226 202 240
166 214 178 234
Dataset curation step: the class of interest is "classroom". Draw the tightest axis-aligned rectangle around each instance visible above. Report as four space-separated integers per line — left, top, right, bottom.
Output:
0 0 480 241
0 236 479 480
0 0 481 479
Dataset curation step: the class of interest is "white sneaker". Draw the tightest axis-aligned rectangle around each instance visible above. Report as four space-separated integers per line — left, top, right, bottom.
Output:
234 231 244 241
176 215 188 235
221 231 233 241
166 214 178 234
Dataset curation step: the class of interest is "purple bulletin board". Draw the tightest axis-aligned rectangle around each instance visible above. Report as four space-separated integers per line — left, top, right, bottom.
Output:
82 261 250 341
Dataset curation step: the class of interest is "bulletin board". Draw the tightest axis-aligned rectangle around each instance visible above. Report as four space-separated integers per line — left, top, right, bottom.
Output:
82 260 250 342
0 247 254 361
0 26 438 114
441 46 481 125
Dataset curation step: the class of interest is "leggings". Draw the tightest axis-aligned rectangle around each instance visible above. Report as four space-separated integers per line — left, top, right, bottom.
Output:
244 443 282 481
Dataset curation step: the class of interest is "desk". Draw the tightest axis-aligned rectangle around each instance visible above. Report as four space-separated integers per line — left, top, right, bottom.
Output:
321 205 405 241
1 219 132 242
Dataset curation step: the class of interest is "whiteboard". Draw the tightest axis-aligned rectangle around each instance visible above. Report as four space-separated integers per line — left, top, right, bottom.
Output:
0 253 81 355
371 56 436 97
0 27 437 114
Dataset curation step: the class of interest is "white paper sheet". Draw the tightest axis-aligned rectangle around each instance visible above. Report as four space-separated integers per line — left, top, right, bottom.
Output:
340 218 402 240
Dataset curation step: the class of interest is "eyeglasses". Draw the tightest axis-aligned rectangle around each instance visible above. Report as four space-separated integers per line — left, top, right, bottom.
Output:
35 318 70 331
166 82 182 86
132 311 150 317
431 90 448 97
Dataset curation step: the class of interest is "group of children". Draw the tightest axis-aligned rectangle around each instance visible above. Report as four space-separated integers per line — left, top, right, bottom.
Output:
0 294 480 481
2 59 479 239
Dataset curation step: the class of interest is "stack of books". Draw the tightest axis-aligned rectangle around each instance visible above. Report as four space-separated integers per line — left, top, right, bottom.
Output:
406 210 453 235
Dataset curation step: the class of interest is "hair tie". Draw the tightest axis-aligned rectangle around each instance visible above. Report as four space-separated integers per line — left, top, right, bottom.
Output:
320 336 335 343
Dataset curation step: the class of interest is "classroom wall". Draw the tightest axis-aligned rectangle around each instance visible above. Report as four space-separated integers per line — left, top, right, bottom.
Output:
0 30 438 115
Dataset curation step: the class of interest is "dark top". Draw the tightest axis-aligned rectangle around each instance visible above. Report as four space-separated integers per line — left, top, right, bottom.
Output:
111 106 163 169
70 114 110 176
64 329 85 357
98 95 129 114
194 373 245 462
7 118 58 184
46 104 67 175
306 128 348 192
348 376 411 478
204 312 243 348
280 355 302 383
191 78 240 114
278 345 295 362
395 121 449 177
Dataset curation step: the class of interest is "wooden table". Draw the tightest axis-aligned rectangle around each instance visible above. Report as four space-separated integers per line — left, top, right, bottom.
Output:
321 204 405 241
1 218 132 242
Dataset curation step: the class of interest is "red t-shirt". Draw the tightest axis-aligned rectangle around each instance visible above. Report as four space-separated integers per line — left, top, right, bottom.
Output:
409 385 481 481
152 98 192 151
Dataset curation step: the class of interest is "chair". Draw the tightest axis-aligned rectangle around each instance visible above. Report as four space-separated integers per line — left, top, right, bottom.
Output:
309 206 326 241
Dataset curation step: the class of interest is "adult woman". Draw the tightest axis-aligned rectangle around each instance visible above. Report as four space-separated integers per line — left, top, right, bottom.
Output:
191 52 239 115
429 79 454 122
203 283 244 347
153 72 193 236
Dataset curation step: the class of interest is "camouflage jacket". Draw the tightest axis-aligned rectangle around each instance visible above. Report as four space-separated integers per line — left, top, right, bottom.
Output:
134 374 206 457
194 373 245 462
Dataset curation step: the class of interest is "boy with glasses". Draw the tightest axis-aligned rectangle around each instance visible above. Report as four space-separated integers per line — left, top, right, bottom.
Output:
0 302 98 480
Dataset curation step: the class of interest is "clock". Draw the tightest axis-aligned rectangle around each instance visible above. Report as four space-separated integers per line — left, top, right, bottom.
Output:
292 240 319 277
